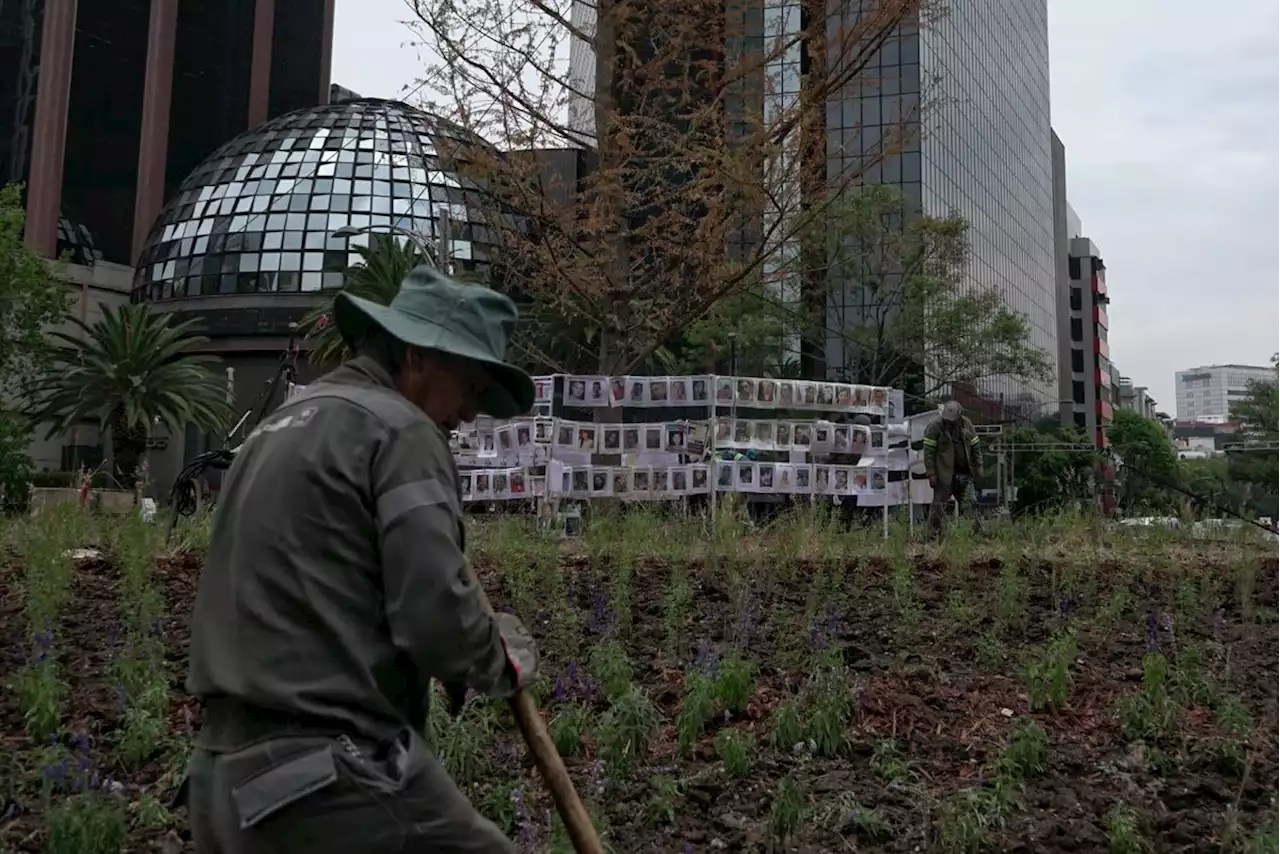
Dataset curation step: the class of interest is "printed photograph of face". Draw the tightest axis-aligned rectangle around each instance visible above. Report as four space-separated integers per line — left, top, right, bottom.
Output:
567 379 586 402
757 464 774 489
691 379 708 401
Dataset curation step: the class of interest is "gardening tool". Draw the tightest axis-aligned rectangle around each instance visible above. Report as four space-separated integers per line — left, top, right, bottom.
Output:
464 563 605 854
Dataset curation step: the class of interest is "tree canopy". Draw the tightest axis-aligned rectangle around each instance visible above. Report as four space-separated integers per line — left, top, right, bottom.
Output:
1107 409 1182 514
300 234 427 367
407 0 938 374
25 304 232 486
799 184 1052 397
0 184 71 391
1222 355 1279 520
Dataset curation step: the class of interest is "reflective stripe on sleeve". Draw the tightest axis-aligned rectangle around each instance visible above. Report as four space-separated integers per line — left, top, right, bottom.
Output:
922 438 938 447
377 479 456 529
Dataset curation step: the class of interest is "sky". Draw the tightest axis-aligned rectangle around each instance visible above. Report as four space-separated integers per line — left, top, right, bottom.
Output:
331 0 1280 410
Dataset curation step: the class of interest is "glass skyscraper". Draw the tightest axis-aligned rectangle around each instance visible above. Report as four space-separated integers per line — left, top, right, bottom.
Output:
825 1 1058 406
566 1 1058 405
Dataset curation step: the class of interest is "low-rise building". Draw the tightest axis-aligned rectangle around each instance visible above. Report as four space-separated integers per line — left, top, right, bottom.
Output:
1174 364 1274 422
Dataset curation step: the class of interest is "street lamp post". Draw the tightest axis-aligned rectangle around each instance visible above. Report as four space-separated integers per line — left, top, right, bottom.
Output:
331 207 455 273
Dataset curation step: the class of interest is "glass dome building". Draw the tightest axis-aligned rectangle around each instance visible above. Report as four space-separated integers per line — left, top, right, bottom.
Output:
131 97 497 303
131 97 508 500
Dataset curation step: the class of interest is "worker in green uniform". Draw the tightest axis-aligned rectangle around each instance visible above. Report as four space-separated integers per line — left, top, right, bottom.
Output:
922 400 983 538
181 267 538 853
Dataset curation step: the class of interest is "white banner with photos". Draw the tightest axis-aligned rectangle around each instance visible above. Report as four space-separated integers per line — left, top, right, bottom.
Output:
460 467 545 502
298 378 945 507
538 373 898 417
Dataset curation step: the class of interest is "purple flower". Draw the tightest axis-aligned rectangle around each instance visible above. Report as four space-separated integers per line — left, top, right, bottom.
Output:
1145 610 1159 652
589 590 617 634
554 678 566 702
512 786 540 853
33 629 54 663
1057 595 1070 618
1160 612 1176 654
1212 609 1225 641
827 607 843 636
694 639 719 679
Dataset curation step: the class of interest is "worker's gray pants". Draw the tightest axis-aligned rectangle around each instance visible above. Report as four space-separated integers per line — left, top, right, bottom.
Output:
183 728 513 854
927 475 970 538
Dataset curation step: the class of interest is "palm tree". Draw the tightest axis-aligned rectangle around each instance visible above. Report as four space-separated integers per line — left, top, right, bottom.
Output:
26 304 232 488
299 234 425 367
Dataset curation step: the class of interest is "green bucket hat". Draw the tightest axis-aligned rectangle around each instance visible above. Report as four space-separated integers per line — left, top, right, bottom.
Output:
333 265 535 418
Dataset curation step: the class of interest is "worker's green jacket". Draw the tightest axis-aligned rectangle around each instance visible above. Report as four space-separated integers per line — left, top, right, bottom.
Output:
186 357 514 751
922 416 983 485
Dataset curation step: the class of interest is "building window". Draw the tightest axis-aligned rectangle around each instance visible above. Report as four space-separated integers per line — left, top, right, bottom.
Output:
1072 380 1085 404
1071 349 1084 373
1070 318 1083 342
1068 256 1081 279
1069 287 1082 311
1073 411 1086 429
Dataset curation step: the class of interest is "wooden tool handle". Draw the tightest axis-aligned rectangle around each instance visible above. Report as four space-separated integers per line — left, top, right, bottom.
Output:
467 565 605 854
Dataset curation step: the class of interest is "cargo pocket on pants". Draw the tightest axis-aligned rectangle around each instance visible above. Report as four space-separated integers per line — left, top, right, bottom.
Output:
231 747 340 830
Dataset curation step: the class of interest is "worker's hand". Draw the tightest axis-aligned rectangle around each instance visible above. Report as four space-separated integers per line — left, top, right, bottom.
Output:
495 612 538 691
928 474 938 489
444 681 469 717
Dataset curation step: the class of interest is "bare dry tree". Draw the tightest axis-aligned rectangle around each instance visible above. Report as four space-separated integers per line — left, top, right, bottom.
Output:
406 0 942 377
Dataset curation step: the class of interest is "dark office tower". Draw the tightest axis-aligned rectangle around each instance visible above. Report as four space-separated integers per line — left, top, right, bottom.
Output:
823 1 1058 411
0 0 335 267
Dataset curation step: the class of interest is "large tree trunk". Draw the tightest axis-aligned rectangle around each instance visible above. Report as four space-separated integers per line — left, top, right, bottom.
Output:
591 0 631 465
797 0 829 381
108 411 148 492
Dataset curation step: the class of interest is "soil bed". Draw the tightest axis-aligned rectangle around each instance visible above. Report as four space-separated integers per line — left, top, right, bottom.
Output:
1 530 1276 853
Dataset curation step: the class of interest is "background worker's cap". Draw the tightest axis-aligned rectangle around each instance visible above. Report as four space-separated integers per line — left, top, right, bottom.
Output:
940 401 963 422
334 265 535 418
